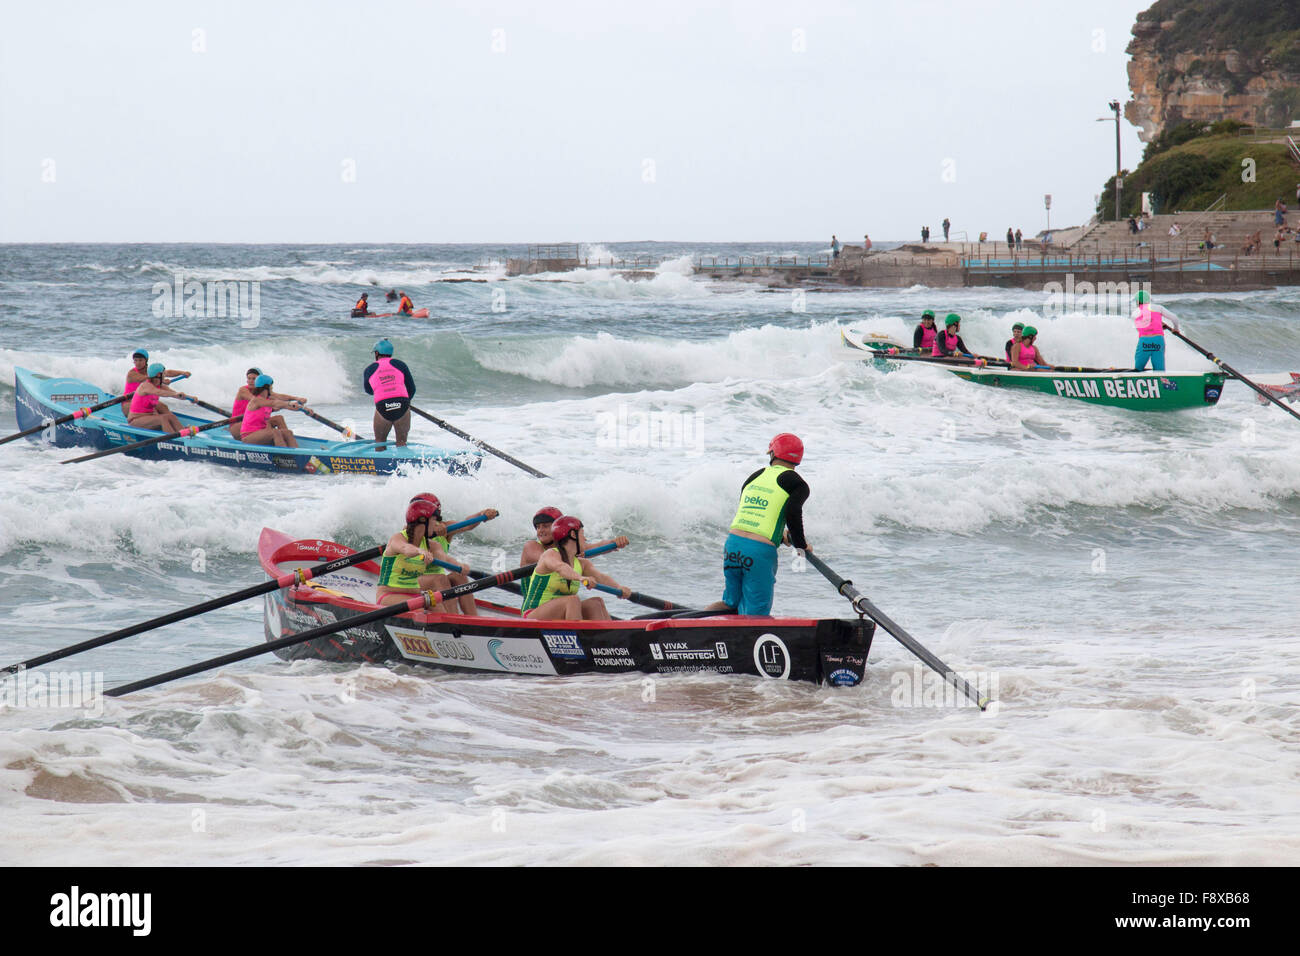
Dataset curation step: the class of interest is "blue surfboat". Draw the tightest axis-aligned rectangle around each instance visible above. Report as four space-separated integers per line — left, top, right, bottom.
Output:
13 368 482 476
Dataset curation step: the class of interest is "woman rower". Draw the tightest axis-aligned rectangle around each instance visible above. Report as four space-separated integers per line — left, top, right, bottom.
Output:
123 348 189 408
126 363 192 432
1010 326 1052 370
932 313 973 359
407 492 496 615
521 516 630 621
520 506 629 570
239 374 303 447
376 499 472 610
913 310 938 351
230 368 307 439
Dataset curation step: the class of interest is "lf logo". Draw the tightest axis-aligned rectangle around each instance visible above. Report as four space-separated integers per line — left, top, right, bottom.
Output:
753 634 790 680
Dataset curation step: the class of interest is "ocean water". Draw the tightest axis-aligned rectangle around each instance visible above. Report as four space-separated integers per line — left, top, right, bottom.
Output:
1 243 1297 865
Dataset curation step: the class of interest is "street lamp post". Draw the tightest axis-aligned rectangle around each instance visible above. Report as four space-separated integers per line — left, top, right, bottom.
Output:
1110 100 1122 221
1097 100 1122 220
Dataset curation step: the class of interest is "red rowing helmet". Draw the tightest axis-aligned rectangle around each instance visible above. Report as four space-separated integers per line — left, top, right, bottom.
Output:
768 432 803 464
550 516 583 547
406 499 439 524
532 506 562 526
409 492 441 516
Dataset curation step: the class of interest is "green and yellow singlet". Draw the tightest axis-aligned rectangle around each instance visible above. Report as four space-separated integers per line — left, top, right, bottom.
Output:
377 530 429 590
521 549 583 612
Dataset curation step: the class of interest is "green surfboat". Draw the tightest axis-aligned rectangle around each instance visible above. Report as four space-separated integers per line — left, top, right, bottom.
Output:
840 328 1228 411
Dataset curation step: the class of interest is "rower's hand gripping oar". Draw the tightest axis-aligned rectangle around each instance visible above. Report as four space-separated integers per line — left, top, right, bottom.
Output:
1166 326 1300 425
409 405 549 478
427 539 690 611
1 518 487 676
105 560 542 697
804 551 991 710
0 395 128 447
59 415 244 464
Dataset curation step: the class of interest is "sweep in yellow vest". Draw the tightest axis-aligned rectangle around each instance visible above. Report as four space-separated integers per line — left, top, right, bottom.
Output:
729 464 791 545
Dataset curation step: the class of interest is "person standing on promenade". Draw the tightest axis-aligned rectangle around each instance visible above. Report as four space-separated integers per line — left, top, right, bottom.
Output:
831 235 841 260
863 234 873 253
1007 228 1015 254
1015 228 1023 250
942 218 950 241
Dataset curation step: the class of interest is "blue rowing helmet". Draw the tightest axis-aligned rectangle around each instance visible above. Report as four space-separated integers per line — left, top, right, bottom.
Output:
133 348 149 359
374 339 394 356
254 374 274 388
147 362 165 378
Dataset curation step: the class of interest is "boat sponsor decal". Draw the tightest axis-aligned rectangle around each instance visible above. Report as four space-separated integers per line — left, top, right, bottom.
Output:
1205 386 1221 402
291 539 354 559
650 641 718 662
655 663 735 675
1053 377 1170 401
542 632 586 659
753 633 791 680
154 442 273 464
715 642 729 659
49 392 102 404
326 456 377 474
589 645 637 669
272 454 301 471
386 628 557 675
1159 377 1177 391
821 651 867 688
305 456 331 474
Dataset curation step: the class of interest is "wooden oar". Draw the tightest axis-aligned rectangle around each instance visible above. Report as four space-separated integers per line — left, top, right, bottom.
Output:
0 395 125 447
410 405 549 478
59 415 243 465
1166 327 1300 424
1 517 486 676
805 551 990 710
105 562 540 697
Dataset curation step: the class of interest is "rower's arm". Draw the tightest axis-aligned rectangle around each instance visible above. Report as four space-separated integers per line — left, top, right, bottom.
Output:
777 471 810 550
579 559 629 596
446 509 498 540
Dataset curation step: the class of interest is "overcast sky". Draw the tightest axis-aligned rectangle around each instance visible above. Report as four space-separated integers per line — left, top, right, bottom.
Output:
0 0 1153 243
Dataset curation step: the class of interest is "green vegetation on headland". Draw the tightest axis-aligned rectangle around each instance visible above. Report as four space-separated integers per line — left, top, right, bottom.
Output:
1095 121 1298 220
1140 0 1300 73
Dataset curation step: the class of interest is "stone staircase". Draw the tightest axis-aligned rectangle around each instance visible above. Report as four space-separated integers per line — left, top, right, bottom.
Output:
1063 209 1288 257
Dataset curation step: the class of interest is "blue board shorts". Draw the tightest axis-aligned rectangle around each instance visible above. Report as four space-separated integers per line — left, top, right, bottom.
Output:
721 533 778 616
1135 335 1165 371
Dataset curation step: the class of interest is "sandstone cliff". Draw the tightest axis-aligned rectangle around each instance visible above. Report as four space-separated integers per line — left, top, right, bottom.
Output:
1125 0 1300 142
